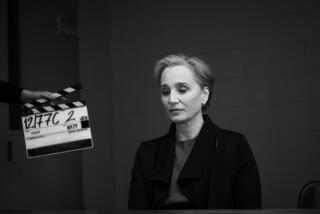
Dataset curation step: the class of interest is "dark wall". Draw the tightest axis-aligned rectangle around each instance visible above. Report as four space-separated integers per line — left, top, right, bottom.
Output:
0 0 82 209
78 0 116 210
104 0 320 209
1 0 320 211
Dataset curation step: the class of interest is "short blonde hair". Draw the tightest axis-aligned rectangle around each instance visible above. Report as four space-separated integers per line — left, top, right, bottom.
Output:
154 54 215 111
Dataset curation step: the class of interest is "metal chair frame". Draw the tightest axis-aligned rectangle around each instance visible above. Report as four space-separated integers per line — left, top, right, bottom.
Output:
298 180 320 208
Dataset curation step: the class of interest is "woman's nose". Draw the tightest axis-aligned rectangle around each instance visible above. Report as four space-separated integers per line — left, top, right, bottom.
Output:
169 91 179 104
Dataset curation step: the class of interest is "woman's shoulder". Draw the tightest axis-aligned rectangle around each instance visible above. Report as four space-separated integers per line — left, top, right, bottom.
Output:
211 122 250 149
216 127 254 157
204 115 246 142
218 128 246 141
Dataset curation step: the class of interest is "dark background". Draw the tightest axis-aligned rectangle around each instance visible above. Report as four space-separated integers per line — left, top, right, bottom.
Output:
0 0 320 211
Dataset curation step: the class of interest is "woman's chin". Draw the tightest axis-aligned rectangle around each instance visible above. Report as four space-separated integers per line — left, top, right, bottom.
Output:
168 114 186 123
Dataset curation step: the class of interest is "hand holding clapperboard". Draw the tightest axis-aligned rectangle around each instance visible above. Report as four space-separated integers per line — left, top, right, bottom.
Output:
21 84 93 158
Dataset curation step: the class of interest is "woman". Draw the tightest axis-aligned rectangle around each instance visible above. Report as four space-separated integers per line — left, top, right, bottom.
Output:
128 54 261 209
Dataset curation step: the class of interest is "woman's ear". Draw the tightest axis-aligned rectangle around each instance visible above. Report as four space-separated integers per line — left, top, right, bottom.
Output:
201 86 210 105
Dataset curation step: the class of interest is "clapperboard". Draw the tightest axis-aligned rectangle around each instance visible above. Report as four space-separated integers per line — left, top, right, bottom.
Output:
21 84 93 158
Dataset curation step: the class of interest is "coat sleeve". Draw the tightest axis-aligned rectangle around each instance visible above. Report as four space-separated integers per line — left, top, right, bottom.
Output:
233 135 261 209
0 80 23 103
128 143 151 209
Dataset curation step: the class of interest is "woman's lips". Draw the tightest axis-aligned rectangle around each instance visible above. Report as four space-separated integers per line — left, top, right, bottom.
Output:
169 109 183 113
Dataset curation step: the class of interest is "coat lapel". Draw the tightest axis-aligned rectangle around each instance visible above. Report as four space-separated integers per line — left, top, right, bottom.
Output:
178 116 220 208
178 115 219 180
150 115 220 208
149 124 176 208
150 124 176 184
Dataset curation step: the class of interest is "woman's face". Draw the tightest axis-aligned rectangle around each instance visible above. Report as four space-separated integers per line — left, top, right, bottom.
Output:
160 65 209 123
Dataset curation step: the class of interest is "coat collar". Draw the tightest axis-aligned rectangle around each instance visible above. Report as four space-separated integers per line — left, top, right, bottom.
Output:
151 115 220 184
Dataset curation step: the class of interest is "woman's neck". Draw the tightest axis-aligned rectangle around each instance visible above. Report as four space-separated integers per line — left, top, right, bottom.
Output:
175 113 204 141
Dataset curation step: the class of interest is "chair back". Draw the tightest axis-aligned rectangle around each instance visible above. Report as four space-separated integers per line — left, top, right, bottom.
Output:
298 180 320 208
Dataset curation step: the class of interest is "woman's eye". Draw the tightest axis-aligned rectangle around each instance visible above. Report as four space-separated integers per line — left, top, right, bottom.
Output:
161 89 170 96
178 87 188 94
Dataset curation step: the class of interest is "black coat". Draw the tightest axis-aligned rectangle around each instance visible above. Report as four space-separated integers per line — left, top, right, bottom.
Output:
128 115 261 209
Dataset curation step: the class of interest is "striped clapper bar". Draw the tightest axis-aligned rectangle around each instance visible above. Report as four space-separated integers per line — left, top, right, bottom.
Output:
21 85 93 158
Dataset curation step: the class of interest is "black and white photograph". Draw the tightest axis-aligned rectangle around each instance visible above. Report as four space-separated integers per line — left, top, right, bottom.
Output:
0 0 320 213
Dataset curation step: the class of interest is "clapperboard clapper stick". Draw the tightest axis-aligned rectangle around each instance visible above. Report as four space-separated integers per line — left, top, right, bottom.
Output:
23 83 82 109
21 84 94 158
